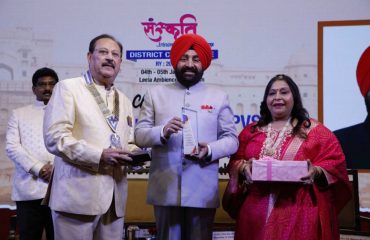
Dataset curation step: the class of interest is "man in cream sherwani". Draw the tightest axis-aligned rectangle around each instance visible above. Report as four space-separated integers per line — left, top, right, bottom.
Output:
43 34 138 240
6 67 59 240
135 34 238 240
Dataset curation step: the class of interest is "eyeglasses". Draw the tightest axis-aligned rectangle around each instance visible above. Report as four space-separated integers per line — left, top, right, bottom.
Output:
94 48 121 60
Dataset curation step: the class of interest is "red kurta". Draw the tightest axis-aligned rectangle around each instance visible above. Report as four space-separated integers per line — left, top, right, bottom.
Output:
227 119 351 240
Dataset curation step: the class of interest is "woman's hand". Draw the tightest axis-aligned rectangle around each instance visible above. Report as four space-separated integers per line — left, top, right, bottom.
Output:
239 158 255 185
301 160 323 184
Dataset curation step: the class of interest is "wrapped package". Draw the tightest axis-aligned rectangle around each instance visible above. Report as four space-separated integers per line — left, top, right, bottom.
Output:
251 157 308 182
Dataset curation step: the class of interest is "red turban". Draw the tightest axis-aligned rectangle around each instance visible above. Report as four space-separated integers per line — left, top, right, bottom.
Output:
170 34 212 70
357 46 370 96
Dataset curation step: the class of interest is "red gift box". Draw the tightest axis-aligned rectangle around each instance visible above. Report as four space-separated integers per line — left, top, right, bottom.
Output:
251 157 308 182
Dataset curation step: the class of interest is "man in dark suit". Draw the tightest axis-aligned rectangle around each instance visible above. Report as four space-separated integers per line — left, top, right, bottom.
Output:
334 46 370 169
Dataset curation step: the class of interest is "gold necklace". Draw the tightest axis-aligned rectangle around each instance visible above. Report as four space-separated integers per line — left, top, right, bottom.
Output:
261 118 291 158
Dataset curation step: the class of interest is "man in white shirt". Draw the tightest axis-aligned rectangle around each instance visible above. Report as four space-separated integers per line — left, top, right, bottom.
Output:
6 67 59 240
43 34 139 240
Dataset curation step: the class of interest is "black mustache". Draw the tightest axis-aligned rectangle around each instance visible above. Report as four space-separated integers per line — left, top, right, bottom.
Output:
181 66 197 73
102 62 115 68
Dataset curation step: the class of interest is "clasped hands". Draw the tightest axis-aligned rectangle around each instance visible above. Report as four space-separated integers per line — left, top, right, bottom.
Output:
39 162 53 182
238 159 323 185
163 117 209 162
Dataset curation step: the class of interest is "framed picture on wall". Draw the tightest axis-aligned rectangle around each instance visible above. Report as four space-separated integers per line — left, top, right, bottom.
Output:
318 19 370 130
318 19 370 213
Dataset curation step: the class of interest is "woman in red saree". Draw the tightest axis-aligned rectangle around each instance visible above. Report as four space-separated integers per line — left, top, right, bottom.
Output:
224 74 351 240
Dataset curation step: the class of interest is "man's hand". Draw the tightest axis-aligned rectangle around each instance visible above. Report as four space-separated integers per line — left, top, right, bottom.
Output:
186 142 210 162
39 162 53 182
163 117 183 139
100 148 133 167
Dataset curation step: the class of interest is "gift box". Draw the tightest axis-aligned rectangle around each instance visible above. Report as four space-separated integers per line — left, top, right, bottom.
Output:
251 158 308 182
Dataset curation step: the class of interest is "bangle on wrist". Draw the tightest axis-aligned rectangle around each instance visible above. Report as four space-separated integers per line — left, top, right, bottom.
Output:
314 166 323 179
239 164 248 177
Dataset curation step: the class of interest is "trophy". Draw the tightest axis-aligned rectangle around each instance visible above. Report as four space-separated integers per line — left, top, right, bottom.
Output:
182 107 199 155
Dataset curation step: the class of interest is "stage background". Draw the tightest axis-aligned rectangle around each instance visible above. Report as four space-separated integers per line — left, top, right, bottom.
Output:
0 0 369 208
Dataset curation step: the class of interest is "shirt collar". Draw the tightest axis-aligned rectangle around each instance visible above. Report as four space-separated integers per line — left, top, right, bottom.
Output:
94 81 115 92
174 80 205 92
34 100 46 108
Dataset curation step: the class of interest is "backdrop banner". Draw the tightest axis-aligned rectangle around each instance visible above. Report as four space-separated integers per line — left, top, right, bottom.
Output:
0 0 369 206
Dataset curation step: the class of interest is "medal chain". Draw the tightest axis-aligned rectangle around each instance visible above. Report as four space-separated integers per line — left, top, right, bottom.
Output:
112 89 119 120
85 72 120 131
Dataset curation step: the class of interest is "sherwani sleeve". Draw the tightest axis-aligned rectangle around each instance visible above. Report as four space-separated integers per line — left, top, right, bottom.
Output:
43 82 102 172
134 89 164 147
208 94 239 161
6 110 44 176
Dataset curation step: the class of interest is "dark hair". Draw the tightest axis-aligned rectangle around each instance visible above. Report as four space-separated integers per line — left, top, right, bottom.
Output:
88 34 123 57
254 74 311 137
32 67 59 86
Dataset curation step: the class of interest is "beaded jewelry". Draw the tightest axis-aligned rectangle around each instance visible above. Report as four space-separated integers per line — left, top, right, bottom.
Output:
260 118 292 159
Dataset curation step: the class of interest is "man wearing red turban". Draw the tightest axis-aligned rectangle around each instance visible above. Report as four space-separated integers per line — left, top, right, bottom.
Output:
357 46 370 97
135 34 238 240
335 45 370 169
170 34 213 71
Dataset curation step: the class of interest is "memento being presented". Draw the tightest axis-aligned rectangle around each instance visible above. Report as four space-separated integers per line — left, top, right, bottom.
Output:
182 107 199 155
